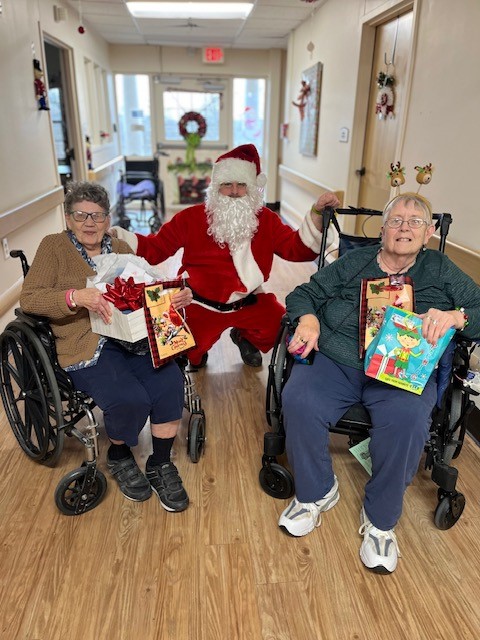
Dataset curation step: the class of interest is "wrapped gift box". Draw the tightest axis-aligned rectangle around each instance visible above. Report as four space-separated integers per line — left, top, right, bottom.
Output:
364 306 455 395
89 303 147 343
87 254 176 343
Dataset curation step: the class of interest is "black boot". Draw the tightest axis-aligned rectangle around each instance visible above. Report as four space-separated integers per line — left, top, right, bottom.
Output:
230 328 262 367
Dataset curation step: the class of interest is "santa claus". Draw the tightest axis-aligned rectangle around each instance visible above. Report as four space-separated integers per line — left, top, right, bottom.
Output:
114 144 339 368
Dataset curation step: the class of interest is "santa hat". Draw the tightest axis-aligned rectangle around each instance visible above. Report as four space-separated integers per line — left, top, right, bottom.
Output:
211 144 267 188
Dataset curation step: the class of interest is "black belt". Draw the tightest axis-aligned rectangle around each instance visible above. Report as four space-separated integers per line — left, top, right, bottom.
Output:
191 289 257 312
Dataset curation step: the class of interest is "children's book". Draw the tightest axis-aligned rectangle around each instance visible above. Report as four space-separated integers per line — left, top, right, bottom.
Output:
359 275 414 358
364 306 455 395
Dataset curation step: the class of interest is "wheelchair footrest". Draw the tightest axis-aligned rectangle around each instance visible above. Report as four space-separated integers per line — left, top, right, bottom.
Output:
431 462 458 492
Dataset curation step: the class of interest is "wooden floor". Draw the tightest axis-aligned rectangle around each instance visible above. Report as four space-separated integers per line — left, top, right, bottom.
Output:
1 219 480 639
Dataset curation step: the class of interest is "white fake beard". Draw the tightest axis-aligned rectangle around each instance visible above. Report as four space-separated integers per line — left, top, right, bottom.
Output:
206 188 262 253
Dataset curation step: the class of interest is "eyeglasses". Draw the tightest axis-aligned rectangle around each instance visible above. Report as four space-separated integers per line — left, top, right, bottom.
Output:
69 210 109 223
385 217 429 229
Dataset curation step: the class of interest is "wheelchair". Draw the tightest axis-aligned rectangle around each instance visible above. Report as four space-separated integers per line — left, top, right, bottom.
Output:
260 206 479 530
114 152 167 233
0 250 206 516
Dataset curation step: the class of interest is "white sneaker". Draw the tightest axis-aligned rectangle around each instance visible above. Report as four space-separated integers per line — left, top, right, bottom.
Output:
359 507 401 574
278 477 339 537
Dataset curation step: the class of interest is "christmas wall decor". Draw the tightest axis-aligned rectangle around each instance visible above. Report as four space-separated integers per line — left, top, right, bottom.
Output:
298 62 323 157
178 111 207 170
375 71 395 120
33 59 49 110
292 80 311 121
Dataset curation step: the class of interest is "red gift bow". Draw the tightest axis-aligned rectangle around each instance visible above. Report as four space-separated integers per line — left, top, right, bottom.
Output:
103 277 145 311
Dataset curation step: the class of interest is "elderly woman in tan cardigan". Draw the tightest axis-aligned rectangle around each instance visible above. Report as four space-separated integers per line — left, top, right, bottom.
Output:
21 181 192 512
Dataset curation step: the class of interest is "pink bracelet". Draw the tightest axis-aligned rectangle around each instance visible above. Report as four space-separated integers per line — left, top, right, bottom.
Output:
66 288 77 309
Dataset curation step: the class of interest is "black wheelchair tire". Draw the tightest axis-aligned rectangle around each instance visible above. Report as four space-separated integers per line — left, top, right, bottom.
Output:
55 466 107 515
266 325 288 429
188 413 206 463
259 463 294 499
449 389 464 460
0 322 64 466
434 492 465 530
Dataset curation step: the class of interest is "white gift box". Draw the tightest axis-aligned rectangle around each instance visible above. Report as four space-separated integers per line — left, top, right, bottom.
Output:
87 254 170 343
89 303 147 343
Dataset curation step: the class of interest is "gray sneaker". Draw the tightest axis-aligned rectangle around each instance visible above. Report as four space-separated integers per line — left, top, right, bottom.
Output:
107 453 152 502
278 476 339 536
359 507 401 574
145 460 189 512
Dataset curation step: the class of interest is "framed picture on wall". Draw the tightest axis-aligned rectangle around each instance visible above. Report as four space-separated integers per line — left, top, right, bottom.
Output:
299 62 323 157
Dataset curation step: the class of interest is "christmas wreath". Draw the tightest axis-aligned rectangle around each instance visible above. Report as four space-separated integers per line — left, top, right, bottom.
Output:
179 111 207 140
178 111 207 169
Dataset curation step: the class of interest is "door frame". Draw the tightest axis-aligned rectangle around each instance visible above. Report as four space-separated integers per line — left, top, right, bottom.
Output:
42 33 86 184
345 0 421 230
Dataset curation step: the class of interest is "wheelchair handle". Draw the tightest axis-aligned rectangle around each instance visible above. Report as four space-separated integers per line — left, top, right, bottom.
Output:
10 249 30 277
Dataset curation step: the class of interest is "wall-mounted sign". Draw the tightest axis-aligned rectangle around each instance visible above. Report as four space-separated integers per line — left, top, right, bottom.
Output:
203 47 224 64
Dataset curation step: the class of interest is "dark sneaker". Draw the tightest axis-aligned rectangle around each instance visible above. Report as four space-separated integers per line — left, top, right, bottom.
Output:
107 453 152 502
145 460 189 512
230 328 262 367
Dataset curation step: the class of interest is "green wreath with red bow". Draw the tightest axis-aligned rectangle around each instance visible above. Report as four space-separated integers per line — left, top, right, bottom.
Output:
179 112 207 170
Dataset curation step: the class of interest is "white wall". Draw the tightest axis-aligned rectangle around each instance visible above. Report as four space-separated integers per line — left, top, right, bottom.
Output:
281 0 480 256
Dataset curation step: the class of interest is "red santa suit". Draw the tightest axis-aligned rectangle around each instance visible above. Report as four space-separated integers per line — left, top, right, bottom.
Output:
116 144 323 365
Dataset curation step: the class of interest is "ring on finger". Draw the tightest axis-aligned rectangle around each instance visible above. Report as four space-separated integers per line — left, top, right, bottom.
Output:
299 337 307 344
431 319 438 325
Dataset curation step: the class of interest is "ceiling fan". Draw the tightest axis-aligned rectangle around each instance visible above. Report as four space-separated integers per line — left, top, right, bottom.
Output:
170 18 205 29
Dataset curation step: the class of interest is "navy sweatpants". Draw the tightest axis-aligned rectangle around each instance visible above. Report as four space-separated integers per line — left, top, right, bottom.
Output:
282 352 437 530
69 341 184 447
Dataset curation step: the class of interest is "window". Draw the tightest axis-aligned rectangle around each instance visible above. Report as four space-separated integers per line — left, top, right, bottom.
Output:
84 58 112 145
115 74 152 156
163 91 220 142
233 78 265 156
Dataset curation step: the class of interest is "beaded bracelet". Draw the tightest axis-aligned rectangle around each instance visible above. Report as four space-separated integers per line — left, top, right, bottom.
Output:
455 307 469 330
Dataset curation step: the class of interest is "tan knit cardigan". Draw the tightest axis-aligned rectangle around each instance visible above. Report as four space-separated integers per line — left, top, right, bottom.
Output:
20 231 133 368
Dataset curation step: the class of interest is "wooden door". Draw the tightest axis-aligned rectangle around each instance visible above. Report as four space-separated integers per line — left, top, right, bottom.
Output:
356 11 413 235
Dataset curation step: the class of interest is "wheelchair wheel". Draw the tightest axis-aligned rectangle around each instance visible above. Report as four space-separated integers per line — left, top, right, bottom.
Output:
266 325 289 429
55 466 107 515
448 389 464 461
0 322 64 466
434 492 465 530
188 413 206 463
259 462 294 499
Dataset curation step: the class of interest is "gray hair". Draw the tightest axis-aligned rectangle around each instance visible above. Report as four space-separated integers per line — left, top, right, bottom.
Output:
383 192 433 225
64 181 110 214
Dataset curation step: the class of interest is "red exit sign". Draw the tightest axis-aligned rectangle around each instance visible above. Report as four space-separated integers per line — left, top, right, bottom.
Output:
203 47 224 64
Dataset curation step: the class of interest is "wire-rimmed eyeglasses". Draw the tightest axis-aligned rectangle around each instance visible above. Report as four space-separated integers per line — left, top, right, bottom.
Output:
69 210 109 223
384 217 428 229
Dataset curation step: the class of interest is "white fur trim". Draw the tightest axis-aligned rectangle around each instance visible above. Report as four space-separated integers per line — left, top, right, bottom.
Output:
228 241 265 302
298 212 323 252
212 158 257 185
112 226 138 253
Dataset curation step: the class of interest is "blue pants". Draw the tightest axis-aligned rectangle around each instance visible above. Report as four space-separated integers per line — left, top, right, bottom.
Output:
69 341 184 447
282 352 437 530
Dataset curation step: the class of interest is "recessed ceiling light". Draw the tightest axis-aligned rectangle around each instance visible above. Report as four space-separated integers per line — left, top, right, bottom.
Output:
127 2 254 20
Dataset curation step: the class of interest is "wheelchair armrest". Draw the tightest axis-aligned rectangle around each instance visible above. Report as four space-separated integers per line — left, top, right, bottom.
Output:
15 308 51 329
